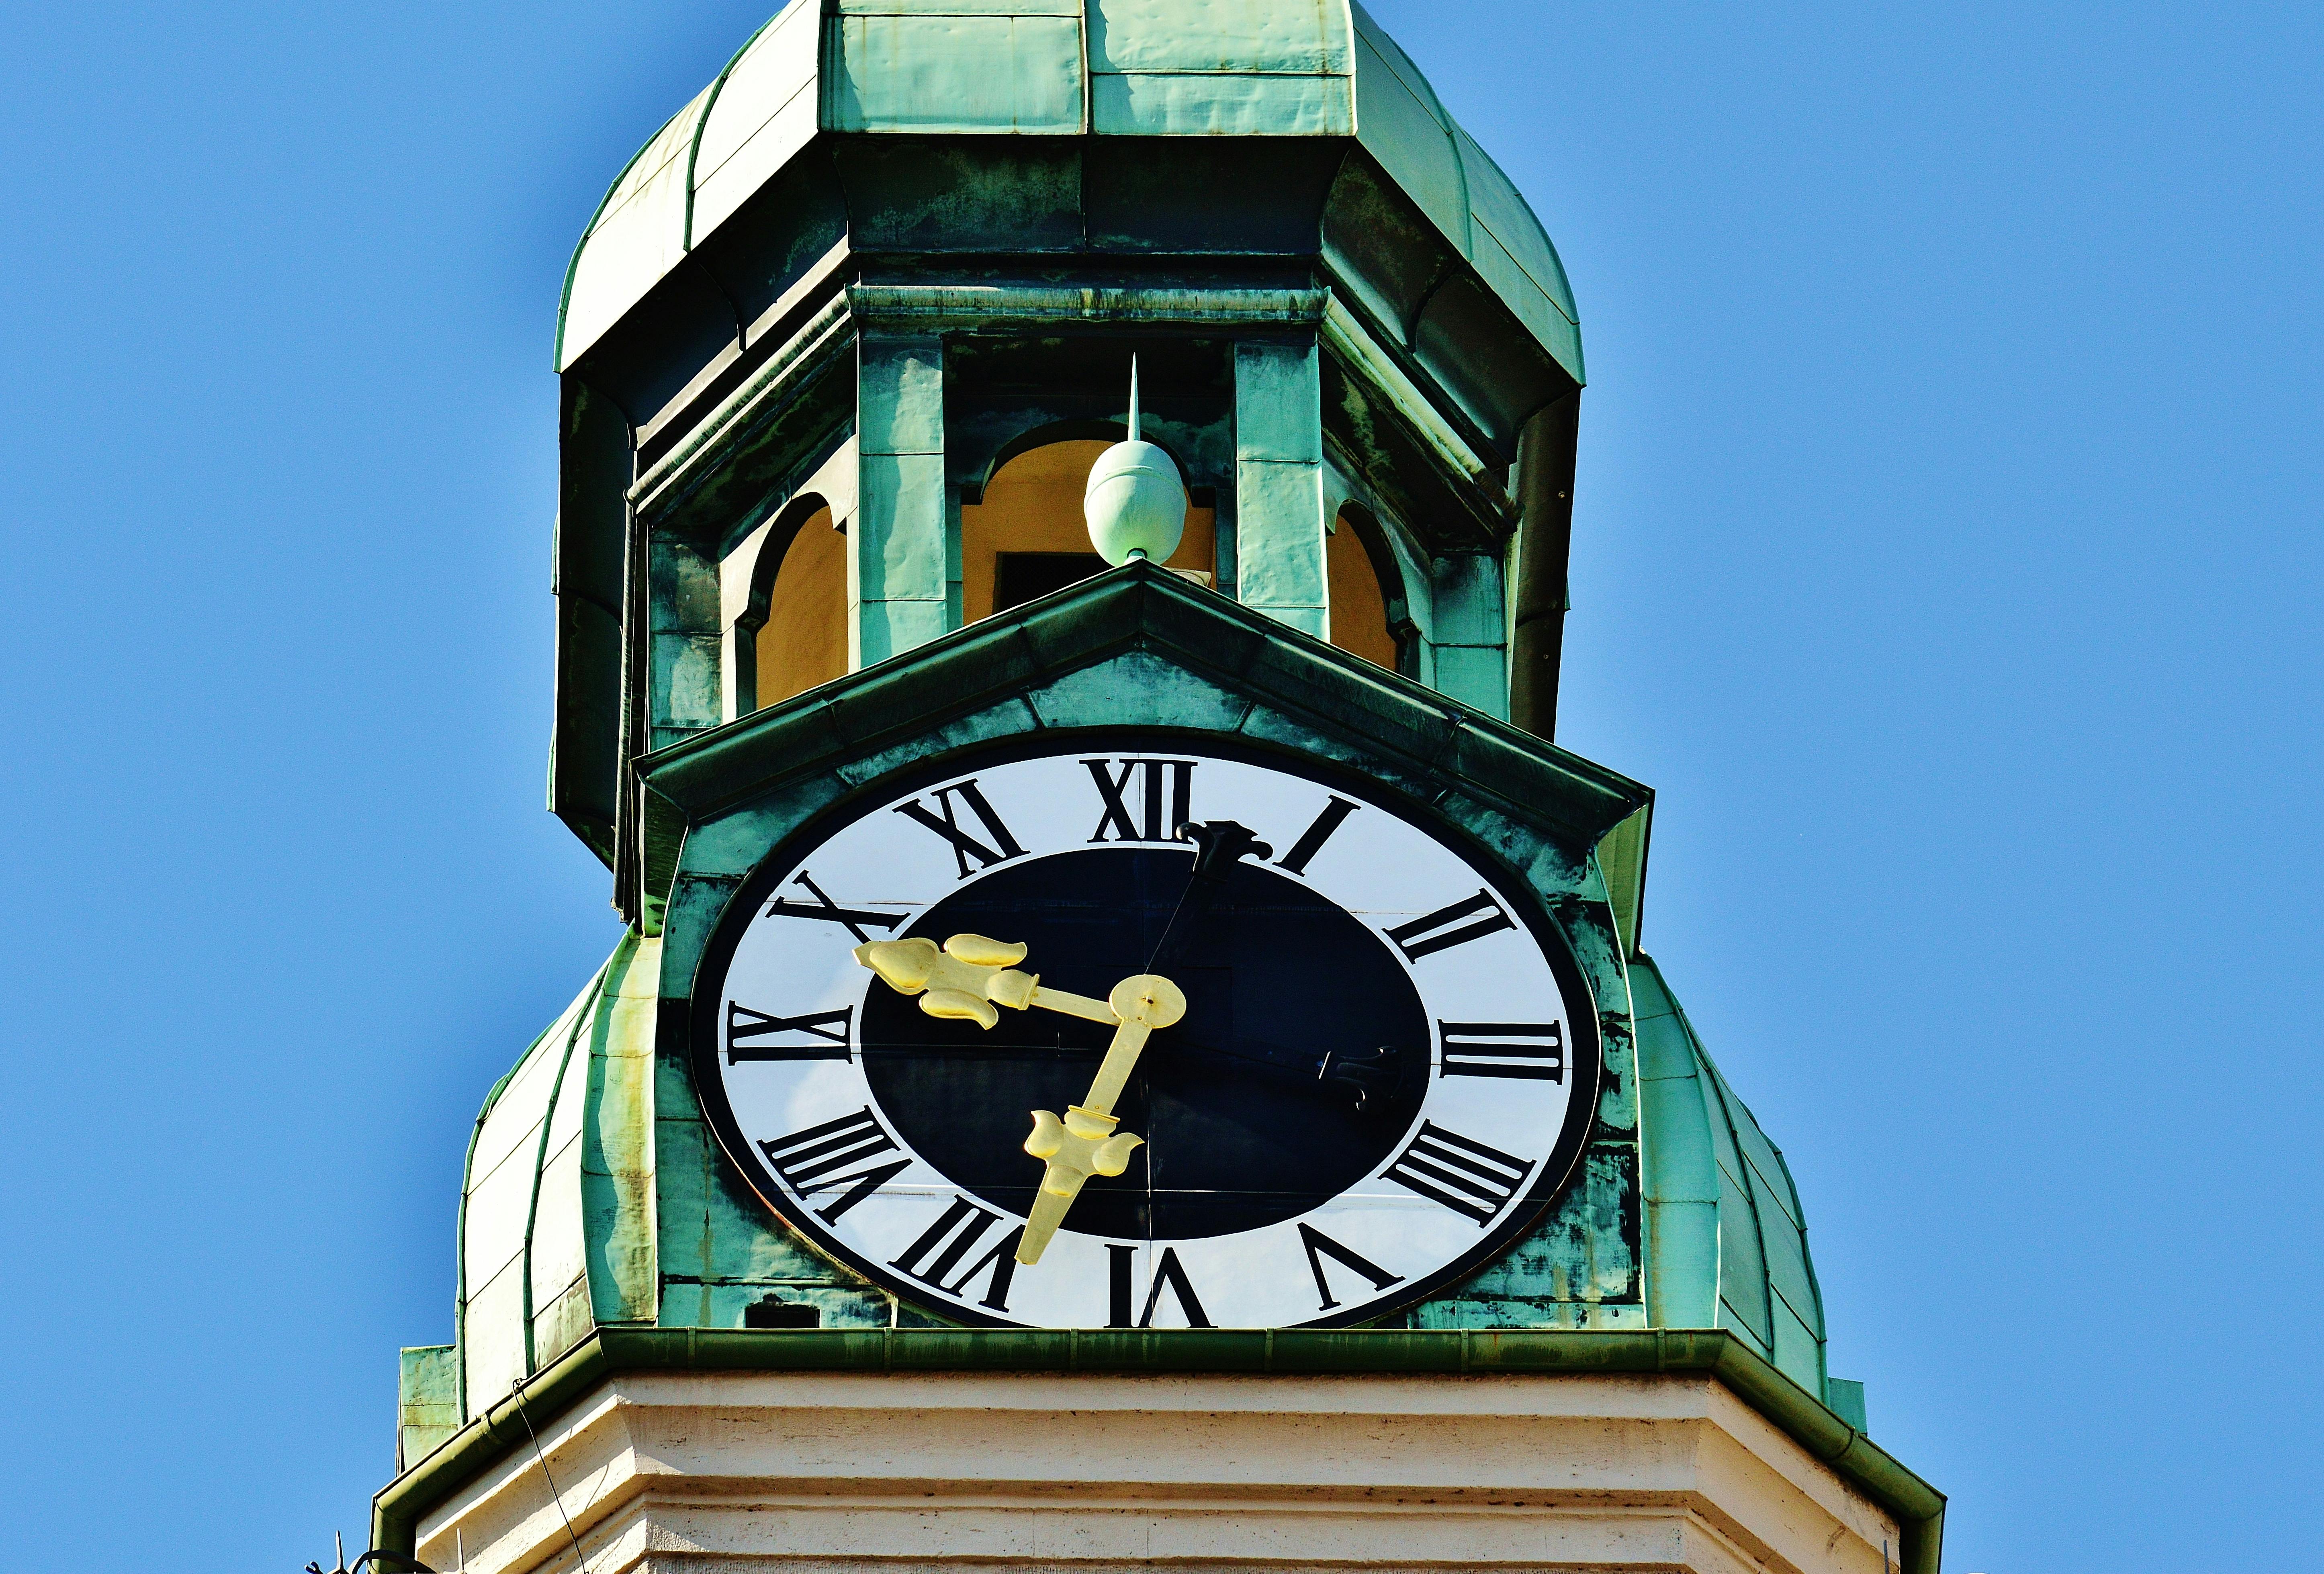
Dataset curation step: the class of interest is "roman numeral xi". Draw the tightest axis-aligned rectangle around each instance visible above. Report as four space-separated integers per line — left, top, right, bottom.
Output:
894 779 1027 879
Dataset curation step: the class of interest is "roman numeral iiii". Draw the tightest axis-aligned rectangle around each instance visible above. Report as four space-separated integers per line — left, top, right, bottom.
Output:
1382 1121 1536 1225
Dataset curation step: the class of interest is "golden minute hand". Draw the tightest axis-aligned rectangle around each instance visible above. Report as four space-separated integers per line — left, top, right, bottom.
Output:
1017 972 1185 1266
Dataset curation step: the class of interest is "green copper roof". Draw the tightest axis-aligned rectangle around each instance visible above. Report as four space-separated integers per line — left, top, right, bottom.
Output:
556 0 1580 378
1633 953 1830 1398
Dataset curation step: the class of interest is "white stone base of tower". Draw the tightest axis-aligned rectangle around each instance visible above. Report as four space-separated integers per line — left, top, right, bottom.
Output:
414 1369 1903 1574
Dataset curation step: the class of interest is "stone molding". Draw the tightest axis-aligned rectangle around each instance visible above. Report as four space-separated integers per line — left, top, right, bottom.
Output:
416 1367 1904 1574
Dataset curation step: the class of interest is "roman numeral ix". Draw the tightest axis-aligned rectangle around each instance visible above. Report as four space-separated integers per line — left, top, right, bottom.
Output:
1084 758 1197 844
1383 889 1517 962
764 871 903 943
1382 1121 1536 1226
726 1002 853 1064
890 1196 1023 1312
1437 1020 1565 1083
758 1107 911 1225
893 779 1028 879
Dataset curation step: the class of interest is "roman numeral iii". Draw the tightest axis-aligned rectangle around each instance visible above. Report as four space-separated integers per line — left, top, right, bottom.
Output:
1383 889 1517 961
726 1003 853 1064
1437 1020 1565 1082
1084 758 1196 843
893 779 1028 879
757 1107 911 1225
1382 1121 1536 1226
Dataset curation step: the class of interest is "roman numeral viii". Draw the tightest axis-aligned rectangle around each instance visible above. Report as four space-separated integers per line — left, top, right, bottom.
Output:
758 1107 911 1225
893 779 1028 879
1382 1121 1536 1226
1084 758 1196 843
727 1003 852 1064
1383 889 1516 962
890 1196 1023 1313
1437 1020 1565 1083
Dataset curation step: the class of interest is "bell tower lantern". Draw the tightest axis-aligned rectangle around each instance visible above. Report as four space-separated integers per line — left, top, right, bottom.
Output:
368 6 1948 1573
546 0 1585 915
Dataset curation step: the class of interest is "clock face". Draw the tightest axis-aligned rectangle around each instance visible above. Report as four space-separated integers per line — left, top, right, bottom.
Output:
690 734 1600 1328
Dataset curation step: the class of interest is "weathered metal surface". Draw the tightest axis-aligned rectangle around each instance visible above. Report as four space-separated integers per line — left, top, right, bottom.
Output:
554 0 1581 390
626 564 1645 1336
1630 953 1830 1402
1234 337 1329 639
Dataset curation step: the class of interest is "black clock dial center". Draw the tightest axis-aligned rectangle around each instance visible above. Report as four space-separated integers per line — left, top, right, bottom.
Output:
857 846 1431 1241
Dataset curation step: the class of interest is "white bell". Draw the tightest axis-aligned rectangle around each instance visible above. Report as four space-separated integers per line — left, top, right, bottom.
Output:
1084 355 1188 567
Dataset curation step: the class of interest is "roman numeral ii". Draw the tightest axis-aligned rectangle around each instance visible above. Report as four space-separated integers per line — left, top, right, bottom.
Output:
1383 889 1517 962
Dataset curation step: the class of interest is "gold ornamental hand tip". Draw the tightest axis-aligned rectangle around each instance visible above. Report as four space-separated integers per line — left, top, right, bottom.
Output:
1014 971 1184 1266
853 933 1038 1027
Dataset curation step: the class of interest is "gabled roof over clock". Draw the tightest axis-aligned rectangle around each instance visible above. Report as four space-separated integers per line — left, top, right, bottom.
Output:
409 566 1841 1467
557 0 1581 391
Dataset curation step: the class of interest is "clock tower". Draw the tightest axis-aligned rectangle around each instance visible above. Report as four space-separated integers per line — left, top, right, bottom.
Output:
372 4 1946 1571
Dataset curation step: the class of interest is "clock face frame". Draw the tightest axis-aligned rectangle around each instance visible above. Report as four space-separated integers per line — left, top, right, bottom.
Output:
689 732 1602 1329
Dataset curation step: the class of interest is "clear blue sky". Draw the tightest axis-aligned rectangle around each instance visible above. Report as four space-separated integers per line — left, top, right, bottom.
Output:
2 3 2315 1570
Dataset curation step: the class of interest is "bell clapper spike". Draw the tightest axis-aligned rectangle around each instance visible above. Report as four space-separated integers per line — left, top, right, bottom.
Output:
1083 353 1189 568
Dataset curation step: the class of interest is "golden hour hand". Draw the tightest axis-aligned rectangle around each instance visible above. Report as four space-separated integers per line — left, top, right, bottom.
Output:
1017 971 1185 1265
853 934 1184 1267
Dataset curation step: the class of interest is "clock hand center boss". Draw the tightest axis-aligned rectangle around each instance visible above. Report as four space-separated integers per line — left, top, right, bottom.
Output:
854 934 1187 1266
